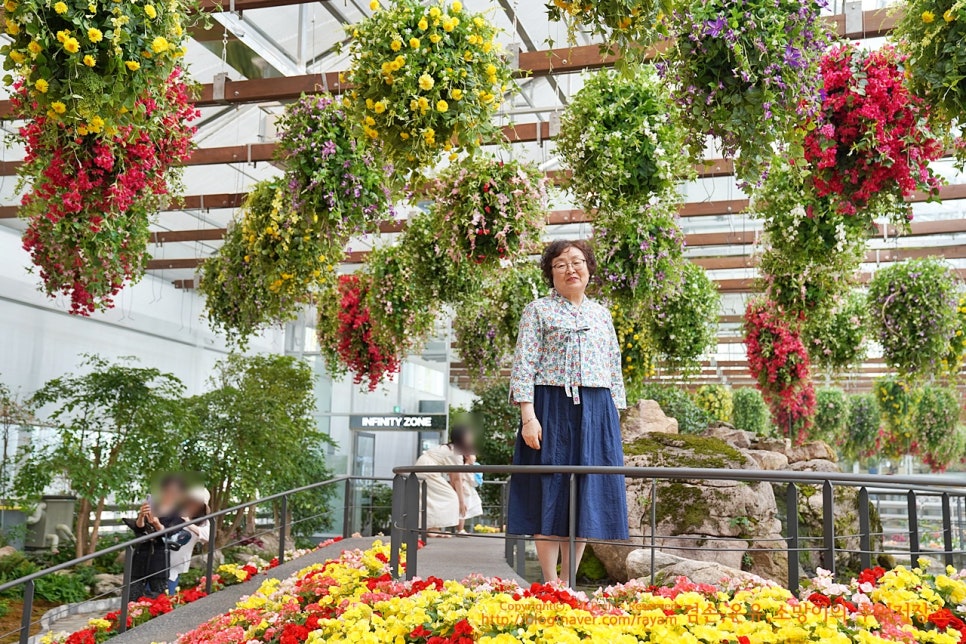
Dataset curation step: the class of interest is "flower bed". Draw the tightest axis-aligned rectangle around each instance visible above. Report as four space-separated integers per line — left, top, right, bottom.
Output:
39 542 330 644
175 542 966 643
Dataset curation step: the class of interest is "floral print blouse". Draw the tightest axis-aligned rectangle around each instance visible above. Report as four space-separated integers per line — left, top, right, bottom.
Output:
509 290 627 409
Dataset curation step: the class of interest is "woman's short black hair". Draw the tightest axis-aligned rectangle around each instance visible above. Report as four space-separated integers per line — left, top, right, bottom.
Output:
540 239 597 287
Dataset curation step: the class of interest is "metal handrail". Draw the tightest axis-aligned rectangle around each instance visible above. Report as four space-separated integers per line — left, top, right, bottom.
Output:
389 464 966 593
1 474 392 644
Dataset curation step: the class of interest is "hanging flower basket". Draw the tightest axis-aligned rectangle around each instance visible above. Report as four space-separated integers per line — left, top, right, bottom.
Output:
428 155 549 268
648 260 719 374
275 93 393 238
4 0 197 315
744 298 816 441
893 0 966 167
802 291 868 372
397 211 482 305
453 262 544 391
663 0 830 185
342 0 515 177
593 203 685 306
556 66 692 211
610 300 657 395
546 0 671 55
804 45 944 223
867 257 961 378
316 273 401 391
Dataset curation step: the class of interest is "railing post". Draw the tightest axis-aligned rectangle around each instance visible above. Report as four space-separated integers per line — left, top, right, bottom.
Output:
504 530 514 567
786 482 800 593
342 478 352 539
567 473 577 587
205 517 216 595
420 480 428 543
858 486 871 570
278 495 287 565
501 478 510 531
404 473 420 580
822 481 835 575
389 474 405 579
19 579 33 644
650 479 657 586
118 545 134 634
942 492 954 569
908 490 920 567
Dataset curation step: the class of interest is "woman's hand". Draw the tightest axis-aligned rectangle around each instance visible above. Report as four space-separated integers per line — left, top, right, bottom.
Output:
521 417 542 450
459 500 467 518
149 515 163 531
136 503 151 528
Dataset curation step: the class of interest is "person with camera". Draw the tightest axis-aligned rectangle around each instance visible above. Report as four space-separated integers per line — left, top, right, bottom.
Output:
125 475 187 599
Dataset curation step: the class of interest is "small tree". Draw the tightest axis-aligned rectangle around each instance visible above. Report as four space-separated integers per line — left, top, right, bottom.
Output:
732 388 769 436
0 381 35 502
813 388 849 445
14 356 188 557
181 354 335 545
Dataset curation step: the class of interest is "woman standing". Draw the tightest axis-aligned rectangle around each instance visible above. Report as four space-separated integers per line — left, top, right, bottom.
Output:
415 425 475 536
508 240 628 585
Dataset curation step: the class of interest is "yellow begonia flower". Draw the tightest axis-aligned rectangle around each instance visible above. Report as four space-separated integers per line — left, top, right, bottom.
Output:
152 36 169 52
417 96 429 111
364 116 375 126
144 4 156 18
3 0 16 11
88 115 105 132
34 78 48 92
125 60 140 70
429 6 441 17
83 54 96 66
418 73 434 90
50 101 66 114
63 37 80 53
56 29 68 42
430 33 441 43
944 9 955 21
436 99 448 112
369 0 378 10
452 1 462 11
450 88 463 100
485 63 497 76
409 37 420 48
28 41 42 54
8 50 24 64
88 27 103 42
418 18 428 30
922 10 935 22
390 39 402 51
442 18 454 31
5 18 20 35
53 1 67 13
374 101 386 114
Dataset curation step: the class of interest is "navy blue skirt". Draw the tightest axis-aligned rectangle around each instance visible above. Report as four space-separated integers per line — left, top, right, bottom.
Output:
507 385 629 540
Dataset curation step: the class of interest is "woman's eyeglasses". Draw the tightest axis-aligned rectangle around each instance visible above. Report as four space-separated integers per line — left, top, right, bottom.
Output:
552 259 586 273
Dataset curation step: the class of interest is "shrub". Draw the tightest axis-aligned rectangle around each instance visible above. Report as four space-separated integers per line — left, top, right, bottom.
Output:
914 385 963 471
732 388 770 436
813 388 849 445
693 385 733 424
35 572 89 604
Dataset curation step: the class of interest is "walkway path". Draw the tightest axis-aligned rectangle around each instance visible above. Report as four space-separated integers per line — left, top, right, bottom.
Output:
104 534 523 644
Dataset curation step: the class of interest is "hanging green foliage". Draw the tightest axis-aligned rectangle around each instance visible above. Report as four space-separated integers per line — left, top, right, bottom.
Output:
803 292 868 372
813 387 849 446
732 388 770 436
693 385 733 424
649 261 720 374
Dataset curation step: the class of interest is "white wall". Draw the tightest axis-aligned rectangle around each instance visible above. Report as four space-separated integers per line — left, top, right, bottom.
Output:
0 226 283 399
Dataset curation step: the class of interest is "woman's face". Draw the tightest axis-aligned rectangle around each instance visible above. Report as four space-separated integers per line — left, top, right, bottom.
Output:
550 245 590 298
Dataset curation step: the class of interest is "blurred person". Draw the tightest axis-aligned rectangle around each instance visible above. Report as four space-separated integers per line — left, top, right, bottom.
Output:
456 453 483 535
508 240 628 586
414 425 475 537
124 474 187 599
167 486 211 594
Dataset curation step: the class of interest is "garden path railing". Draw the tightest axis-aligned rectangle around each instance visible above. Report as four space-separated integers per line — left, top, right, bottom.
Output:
390 465 966 593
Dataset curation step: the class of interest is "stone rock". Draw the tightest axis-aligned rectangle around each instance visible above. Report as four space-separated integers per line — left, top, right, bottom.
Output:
745 450 790 471
93 573 123 597
0 545 16 559
703 425 754 450
790 459 840 472
620 400 678 442
598 432 787 585
786 441 837 464
626 549 768 587
753 438 791 455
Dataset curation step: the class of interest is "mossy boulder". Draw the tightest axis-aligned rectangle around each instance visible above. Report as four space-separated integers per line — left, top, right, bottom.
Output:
595 432 788 584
